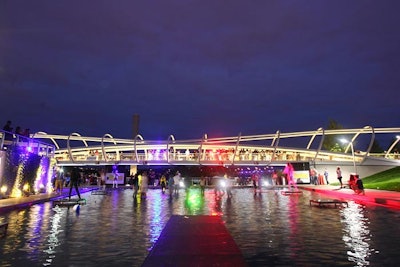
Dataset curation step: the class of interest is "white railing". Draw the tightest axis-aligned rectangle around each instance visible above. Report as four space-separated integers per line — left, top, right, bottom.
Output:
23 126 400 166
0 130 55 157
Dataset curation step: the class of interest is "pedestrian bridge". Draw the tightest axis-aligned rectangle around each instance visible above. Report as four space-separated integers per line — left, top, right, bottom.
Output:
2 126 397 168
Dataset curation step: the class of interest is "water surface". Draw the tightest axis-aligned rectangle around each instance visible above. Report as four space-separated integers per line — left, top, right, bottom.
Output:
0 187 399 266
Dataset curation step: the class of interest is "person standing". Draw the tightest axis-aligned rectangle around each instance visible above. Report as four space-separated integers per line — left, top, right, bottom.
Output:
336 167 343 188
355 176 365 195
283 162 297 191
225 176 233 198
168 172 174 197
173 171 181 195
69 167 81 200
22 128 30 138
64 172 71 187
309 167 318 185
251 173 258 192
2 120 13 140
15 126 23 136
200 176 206 195
54 170 64 194
324 169 329 185
139 171 148 198
160 173 167 193
112 173 119 188
132 173 139 199
112 165 119 189
272 171 278 186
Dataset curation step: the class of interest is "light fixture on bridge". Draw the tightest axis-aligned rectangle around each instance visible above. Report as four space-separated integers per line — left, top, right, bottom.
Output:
340 138 357 174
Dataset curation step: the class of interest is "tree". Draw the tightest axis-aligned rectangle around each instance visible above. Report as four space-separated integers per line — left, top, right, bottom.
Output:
370 139 384 153
322 119 344 151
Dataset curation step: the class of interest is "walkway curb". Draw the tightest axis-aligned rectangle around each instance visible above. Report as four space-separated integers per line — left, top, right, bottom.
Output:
0 187 95 213
299 185 400 209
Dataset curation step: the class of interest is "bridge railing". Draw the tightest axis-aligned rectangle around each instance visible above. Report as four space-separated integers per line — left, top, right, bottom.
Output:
53 145 365 166
28 127 400 165
0 130 55 157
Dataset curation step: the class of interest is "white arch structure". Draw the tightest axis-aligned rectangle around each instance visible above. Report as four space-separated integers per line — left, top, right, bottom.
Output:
134 134 144 163
166 134 176 164
385 135 400 158
101 133 119 162
33 131 60 149
67 133 88 163
27 126 400 166
306 127 325 163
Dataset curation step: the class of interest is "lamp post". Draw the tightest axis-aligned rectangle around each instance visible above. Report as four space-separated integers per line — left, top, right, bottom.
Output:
340 138 357 174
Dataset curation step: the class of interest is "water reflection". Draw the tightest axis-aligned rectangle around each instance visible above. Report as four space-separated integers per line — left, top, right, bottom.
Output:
25 204 47 263
288 194 302 262
341 201 374 266
43 205 63 266
1 188 399 267
184 187 205 215
148 192 164 246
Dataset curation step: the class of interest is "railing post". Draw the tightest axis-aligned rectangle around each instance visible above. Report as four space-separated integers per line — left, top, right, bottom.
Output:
231 132 241 165
166 135 175 164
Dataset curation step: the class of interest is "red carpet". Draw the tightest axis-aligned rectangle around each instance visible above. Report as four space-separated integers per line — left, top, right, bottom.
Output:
141 215 247 267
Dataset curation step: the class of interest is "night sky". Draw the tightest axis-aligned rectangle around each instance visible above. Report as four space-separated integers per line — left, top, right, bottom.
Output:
1 1 399 141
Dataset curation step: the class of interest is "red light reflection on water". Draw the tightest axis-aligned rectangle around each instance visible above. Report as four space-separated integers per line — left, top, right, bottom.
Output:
205 190 224 216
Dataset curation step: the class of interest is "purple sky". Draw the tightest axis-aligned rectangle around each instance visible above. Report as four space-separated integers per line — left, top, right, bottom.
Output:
1 1 399 142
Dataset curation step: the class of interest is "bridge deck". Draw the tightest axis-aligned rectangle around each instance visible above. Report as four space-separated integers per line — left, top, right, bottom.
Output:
141 215 247 267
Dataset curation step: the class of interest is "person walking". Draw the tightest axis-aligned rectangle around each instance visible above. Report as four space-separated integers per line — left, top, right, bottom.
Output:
69 167 81 200
336 167 343 188
283 162 297 191
54 170 64 194
132 173 139 199
168 172 174 197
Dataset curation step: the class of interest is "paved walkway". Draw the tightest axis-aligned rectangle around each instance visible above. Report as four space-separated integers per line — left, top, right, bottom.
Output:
0 186 96 213
298 184 400 209
141 215 247 267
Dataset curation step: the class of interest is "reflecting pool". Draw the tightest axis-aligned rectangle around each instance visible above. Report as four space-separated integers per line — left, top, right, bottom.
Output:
0 187 399 266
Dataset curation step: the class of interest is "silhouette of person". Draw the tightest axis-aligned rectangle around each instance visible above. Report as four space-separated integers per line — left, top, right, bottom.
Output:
140 171 149 198
23 128 30 137
168 172 174 197
15 126 23 135
355 177 365 195
3 120 13 140
69 167 81 200
132 173 139 199
200 176 206 195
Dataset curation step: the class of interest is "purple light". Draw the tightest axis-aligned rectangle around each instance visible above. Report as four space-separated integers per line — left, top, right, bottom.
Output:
27 146 33 152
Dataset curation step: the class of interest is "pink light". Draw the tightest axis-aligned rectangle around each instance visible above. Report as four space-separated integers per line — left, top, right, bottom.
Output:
27 146 32 152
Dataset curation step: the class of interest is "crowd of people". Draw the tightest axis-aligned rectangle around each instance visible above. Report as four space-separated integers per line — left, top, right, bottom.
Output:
51 163 366 201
